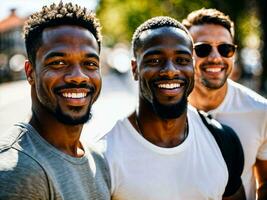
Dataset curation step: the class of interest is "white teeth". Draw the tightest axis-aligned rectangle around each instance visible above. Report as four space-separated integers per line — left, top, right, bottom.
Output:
62 93 87 99
158 83 181 89
206 68 222 72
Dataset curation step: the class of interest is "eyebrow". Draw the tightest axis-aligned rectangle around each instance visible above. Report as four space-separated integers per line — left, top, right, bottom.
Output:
84 53 99 61
175 50 192 56
43 52 99 61
143 50 162 57
44 52 65 60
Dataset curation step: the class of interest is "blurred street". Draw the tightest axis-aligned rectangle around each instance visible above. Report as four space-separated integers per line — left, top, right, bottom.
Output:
0 71 137 140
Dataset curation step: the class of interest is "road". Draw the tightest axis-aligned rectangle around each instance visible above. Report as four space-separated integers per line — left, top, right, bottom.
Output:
0 71 137 140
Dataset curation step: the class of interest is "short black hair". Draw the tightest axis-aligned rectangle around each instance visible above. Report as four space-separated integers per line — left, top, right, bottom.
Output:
132 16 192 58
23 1 102 65
182 8 234 38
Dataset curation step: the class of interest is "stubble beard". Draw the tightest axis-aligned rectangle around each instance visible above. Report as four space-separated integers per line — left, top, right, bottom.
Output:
200 75 227 90
38 95 93 126
53 104 92 125
151 94 188 119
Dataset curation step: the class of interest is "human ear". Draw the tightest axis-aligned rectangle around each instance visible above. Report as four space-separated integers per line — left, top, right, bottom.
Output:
24 60 35 85
131 59 138 81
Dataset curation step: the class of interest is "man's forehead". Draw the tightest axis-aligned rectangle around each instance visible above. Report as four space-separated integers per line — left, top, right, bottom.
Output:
40 25 99 51
42 25 94 40
138 27 193 51
139 26 190 41
189 24 232 42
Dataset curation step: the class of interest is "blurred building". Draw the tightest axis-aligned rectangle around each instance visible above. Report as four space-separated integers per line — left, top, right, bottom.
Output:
0 9 26 83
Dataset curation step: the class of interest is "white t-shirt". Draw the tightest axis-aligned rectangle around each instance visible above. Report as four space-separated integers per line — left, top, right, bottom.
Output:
99 106 229 200
207 79 267 200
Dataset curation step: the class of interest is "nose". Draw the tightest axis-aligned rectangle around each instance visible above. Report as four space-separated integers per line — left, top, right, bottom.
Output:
159 60 180 78
64 64 89 84
208 46 223 62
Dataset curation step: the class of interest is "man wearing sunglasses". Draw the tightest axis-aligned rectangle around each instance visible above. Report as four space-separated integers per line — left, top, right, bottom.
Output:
183 8 267 200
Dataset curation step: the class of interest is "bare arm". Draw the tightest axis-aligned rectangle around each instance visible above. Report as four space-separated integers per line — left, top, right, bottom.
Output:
254 159 267 200
222 185 246 200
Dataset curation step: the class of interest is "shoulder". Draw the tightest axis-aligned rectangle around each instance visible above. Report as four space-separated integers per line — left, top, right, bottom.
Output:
0 146 49 199
89 144 108 166
95 118 130 145
0 123 44 162
198 110 243 154
87 145 111 189
228 79 267 107
0 124 26 151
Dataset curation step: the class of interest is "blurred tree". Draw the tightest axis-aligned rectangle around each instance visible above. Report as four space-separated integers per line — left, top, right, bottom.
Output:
96 0 211 46
257 0 267 94
97 0 266 94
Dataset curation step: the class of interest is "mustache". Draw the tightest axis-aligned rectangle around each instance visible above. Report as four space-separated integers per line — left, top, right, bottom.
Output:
53 83 95 93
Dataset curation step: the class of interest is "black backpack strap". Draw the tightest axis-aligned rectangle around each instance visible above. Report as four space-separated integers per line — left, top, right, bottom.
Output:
198 110 244 197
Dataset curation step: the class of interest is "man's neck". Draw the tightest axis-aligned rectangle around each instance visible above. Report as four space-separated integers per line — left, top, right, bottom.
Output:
29 109 84 157
188 82 228 112
129 101 188 148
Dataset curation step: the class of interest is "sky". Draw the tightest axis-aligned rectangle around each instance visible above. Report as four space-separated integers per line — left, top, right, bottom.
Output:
0 0 98 20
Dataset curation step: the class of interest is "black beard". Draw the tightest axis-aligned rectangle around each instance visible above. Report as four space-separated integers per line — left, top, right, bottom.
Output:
144 76 190 119
53 105 92 125
51 83 94 125
151 93 188 119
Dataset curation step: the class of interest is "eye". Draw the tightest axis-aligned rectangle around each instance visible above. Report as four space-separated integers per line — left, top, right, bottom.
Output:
83 60 99 70
175 57 192 66
47 60 66 68
145 58 162 66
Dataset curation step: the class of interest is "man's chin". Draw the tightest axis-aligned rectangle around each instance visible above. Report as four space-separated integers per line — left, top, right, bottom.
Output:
54 107 92 125
201 78 226 90
56 114 92 125
152 96 188 119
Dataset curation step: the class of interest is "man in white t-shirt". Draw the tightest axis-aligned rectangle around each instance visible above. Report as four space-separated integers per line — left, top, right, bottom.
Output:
98 16 245 200
183 8 267 200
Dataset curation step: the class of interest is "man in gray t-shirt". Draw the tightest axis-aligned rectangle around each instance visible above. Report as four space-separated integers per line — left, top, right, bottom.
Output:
0 2 110 200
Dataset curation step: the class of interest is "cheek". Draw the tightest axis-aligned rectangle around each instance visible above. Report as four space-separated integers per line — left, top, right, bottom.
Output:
226 58 234 72
139 78 153 103
37 71 60 95
90 71 102 89
193 59 204 79
193 57 202 71
184 65 195 78
139 71 152 94
139 69 154 90
86 71 102 102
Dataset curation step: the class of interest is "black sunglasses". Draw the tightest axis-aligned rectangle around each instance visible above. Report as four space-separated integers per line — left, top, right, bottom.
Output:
194 42 237 58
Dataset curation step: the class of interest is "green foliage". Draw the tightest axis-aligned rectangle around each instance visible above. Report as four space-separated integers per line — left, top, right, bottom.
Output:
96 0 212 46
96 0 267 94
96 0 258 47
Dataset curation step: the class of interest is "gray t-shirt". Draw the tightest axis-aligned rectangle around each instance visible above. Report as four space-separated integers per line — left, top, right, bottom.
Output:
0 123 111 200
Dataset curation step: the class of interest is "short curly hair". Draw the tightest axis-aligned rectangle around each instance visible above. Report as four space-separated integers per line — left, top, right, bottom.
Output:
182 8 234 38
132 16 192 58
23 1 102 65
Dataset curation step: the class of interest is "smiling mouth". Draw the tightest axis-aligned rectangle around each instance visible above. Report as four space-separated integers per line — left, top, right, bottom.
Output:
61 92 87 99
204 67 224 73
157 83 182 89
57 90 91 107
